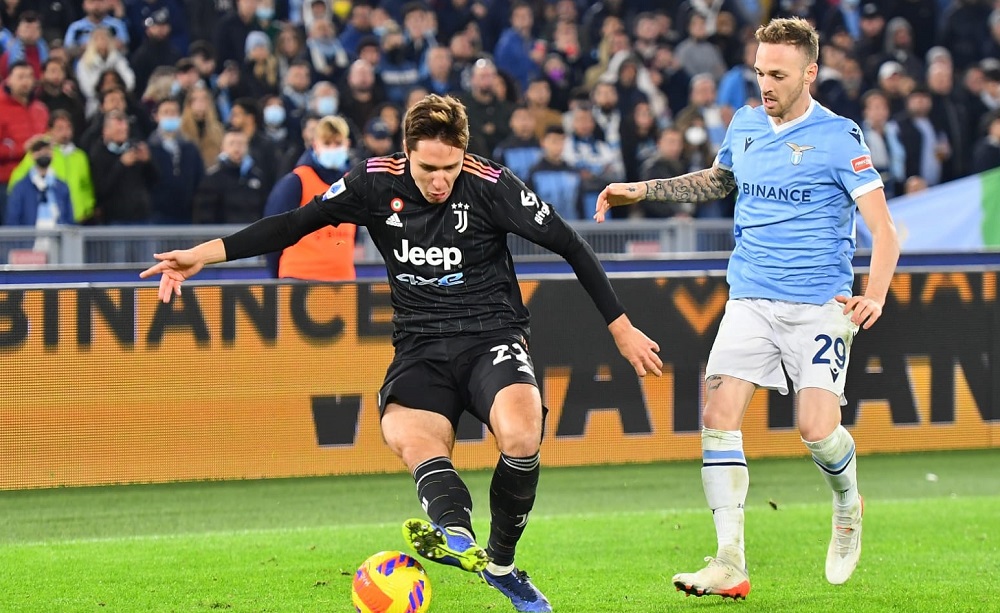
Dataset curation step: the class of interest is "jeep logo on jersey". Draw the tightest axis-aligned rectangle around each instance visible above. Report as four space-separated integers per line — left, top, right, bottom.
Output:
393 239 463 270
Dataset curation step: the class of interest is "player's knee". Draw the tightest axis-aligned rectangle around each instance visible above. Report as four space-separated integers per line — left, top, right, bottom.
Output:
702 403 742 431
494 424 542 457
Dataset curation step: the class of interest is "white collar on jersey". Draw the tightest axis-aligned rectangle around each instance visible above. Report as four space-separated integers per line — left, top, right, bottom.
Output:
767 98 817 134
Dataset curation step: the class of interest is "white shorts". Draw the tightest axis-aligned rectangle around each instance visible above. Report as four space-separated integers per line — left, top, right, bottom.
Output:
705 298 859 403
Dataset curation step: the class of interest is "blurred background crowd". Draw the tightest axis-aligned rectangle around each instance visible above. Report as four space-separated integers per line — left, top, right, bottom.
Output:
2 0 1000 230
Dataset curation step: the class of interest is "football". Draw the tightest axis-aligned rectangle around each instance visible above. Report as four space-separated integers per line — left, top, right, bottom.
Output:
352 550 432 613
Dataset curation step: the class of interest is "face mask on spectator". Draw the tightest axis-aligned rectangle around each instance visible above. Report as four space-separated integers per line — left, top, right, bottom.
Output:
256 6 275 20
170 80 182 96
316 96 337 116
107 142 128 154
316 145 348 169
264 105 286 126
35 155 52 168
685 125 708 146
159 116 181 133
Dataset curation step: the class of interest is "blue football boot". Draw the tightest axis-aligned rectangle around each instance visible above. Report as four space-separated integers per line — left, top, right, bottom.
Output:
481 567 553 612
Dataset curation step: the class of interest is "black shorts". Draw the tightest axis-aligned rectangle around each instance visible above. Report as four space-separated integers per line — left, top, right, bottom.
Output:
378 330 539 431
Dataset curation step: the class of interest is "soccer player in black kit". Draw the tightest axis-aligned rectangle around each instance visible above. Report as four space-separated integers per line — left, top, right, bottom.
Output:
141 95 662 613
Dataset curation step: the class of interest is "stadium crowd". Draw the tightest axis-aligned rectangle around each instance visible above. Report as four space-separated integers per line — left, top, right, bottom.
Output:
2 0 1000 233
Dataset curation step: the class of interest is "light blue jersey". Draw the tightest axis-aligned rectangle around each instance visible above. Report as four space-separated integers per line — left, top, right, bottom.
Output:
716 99 883 304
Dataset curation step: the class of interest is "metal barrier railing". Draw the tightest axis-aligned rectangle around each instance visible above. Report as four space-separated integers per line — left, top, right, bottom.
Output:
0 219 736 267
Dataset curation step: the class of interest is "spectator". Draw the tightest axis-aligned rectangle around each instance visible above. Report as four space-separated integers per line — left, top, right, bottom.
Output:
129 8 182 96
338 3 374 59
649 44 690 118
124 0 189 55
677 73 726 152
274 24 306 82
254 0 281 41
0 61 49 219
639 127 693 218
860 89 906 199
193 128 269 224
227 97 278 191
717 38 760 114
927 60 969 181
523 77 562 140
263 114 356 280
563 105 623 217
76 26 135 114
379 22 421 106
306 18 350 84
0 12 49 80
213 0 262 68
30 0 77 44
261 93 291 149
180 83 225 169
373 102 403 150
9 110 96 223
856 3 887 84
277 112 319 177
895 85 949 188
462 58 514 157
307 80 339 119
619 100 659 184
877 60 913 116
140 65 176 117
359 116 395 158
64 0 130 57
401 1 436 65
493 105 542 181
873 17 924 82
550 19 587 85
241 31 279 98
971 110 1000 173
185 0 228 46
590 80 622 148
527 125 581 220
938 0 991 72
79 86 144 153
674 110 727 217
4 137 74 244
89 109 158 224
148 97 205 224
189 40 217 90
35 58 87 138
494 1 543 94
674 13 726 82
338 59 386 139
419 46 461 96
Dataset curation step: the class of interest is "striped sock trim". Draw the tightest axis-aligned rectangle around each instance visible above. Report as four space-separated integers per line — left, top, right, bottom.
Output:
812 444 856 476
703 448 747 468
501 452 540 472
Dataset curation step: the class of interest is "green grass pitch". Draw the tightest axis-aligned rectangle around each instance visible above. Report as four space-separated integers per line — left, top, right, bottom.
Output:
1 449 997 612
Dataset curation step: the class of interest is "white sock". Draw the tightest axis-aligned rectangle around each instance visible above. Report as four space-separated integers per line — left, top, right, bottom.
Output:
701 428 749 569
486 562 515 576
804 425 859 514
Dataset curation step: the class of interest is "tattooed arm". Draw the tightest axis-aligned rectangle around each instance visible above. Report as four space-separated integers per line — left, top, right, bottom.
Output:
594 163 737 222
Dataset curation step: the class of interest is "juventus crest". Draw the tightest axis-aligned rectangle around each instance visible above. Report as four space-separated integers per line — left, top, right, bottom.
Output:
451 202 469 233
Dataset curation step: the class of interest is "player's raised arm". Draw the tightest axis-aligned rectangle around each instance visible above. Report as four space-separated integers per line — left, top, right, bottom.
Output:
594 163 737 222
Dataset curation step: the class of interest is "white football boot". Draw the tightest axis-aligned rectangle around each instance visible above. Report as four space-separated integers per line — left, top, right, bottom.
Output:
673 556 751 600
826 495 864 585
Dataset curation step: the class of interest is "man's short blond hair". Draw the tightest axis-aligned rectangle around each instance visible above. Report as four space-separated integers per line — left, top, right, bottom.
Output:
402 94 470 152
315 115 350 144
755 17 819 65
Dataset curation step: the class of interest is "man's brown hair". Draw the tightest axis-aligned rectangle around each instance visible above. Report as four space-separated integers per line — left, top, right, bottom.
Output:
755 17 819 65
402 94 470 152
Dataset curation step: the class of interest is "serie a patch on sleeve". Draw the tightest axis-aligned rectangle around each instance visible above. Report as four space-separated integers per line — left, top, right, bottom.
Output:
322 178 347 200
851 155 873 173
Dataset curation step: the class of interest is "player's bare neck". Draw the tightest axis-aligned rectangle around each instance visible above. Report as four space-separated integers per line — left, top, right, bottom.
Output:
772 96 813 126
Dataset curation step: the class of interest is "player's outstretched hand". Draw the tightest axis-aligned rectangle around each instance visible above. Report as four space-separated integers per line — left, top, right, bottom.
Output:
139 249 205 303
608 314 663 377
594 182 647 223
835 294 883 330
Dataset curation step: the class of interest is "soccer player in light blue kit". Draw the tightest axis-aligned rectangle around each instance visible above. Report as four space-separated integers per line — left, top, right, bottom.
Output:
595 17 900 599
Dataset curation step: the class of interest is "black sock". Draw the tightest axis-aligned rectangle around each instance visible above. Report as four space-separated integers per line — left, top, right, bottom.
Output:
412 456 475 537
487 452 540 567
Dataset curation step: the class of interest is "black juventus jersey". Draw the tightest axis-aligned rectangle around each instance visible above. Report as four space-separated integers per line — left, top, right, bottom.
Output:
222 152 625 340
